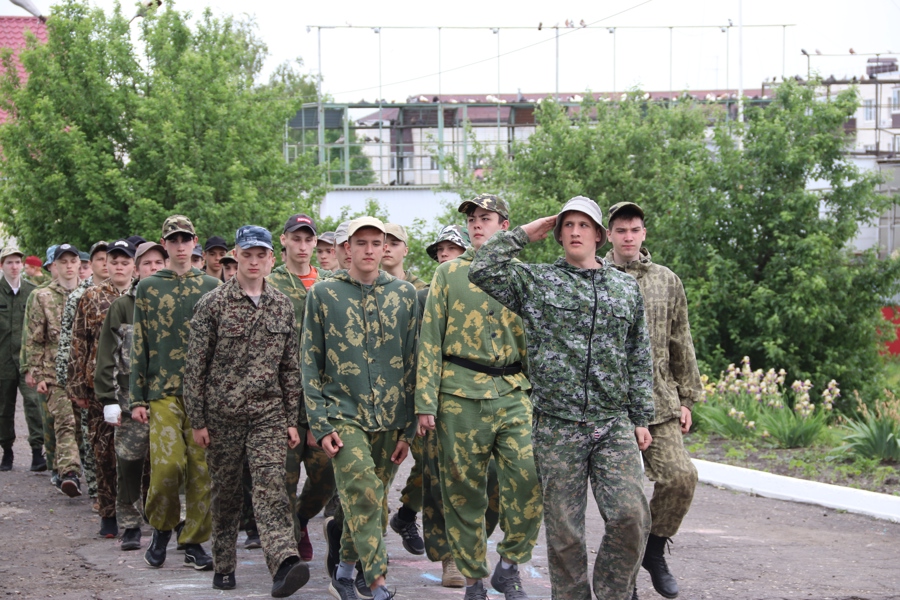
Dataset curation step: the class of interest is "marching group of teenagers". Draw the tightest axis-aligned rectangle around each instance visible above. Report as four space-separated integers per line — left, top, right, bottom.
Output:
0 192 702 600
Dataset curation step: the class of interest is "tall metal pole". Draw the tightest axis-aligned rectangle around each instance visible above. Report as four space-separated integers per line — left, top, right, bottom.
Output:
781 25 786 80
317 27 326 179
738 0 744 124
495 28 501 143
610 28 616 94
437 27 444 184
669 27 673 96
555 26 559 102
377 29 383 184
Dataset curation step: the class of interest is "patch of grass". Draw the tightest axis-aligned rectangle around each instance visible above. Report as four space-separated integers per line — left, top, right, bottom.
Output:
724 445 747 461
788 458 820 478
837 417 900 463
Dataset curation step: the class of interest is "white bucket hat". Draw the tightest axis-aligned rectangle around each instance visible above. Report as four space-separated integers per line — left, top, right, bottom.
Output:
554 196 608 248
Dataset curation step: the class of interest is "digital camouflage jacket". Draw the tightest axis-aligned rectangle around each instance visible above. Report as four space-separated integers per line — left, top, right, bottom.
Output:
302 270 418 443
605 247 702 425
0 276 36 379
415 246 531 417
21 280 74 385
470 228 654 428
94 283 136 413
67 278 129 400
129 267 220 408
55 276 93 386
184 277 301 431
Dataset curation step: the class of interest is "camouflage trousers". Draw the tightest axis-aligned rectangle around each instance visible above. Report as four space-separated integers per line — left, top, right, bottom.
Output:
532 413 650 600
46 385 81 476
115 414 150 530
87 395 117 518
79 407 97 497
207 411 297 576
421 429 500 563
330 420 400 587
37 390 55 472
398 435 423 513
0 377 44 449
145 395 211 544
644 417 698 538
437 391 543 579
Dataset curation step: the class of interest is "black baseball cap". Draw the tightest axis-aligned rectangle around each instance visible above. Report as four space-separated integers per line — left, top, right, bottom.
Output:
107 239 137 259
204 236 229 252
53 243 80 262
127 235 147 247
283 214 317 235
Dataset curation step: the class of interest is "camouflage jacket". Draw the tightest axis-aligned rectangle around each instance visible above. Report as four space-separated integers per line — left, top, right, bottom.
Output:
94 283 136 412
129 268 220 408
55 276 93 386
605 248 702 424
67 278 129 400
403 270 428 291
470 228 654 428
184 277 301 431
0 276 36 379
21 280 74 385
302 270 418 443
415 246 531 416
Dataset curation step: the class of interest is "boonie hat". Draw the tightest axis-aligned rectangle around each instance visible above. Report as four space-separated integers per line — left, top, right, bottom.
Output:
25 255 42 267
317 231 336 245
107 239 137 259
284 214 317 235
135 242 168 262
553 196 608 249
457 193 510 221
161 215 196 239
606 201 645 227
203 236 229 252
43 245 59 268
334 221 351 245
235 225 274 251
384 223 408 244
426 225 470 261
53 243 81 262
347 216 386 238
89 241 108 258
0 247 24 262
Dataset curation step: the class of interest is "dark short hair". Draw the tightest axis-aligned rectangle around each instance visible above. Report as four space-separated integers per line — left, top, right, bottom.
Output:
607 207 645 229
164 231 195 244
464 206 507 223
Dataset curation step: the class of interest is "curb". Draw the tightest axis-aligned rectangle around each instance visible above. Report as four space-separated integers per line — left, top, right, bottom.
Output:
693 458 900 523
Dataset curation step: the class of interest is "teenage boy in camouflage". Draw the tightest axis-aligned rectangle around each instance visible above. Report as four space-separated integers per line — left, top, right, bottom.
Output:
22 244 84 497
332 221 353 271
315 231 338 272
266 213 336 562
417 194 542 600
95 242 168 551
605 201 701 600
202 236 229 281
469 196 654 600
185 225 310 597
303 216 417 600
130 215 219 571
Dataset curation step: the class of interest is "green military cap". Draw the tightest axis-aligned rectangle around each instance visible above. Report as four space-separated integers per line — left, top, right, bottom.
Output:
457 193 510 221
161 215 196 239
0 246 24 262
606 201 645 227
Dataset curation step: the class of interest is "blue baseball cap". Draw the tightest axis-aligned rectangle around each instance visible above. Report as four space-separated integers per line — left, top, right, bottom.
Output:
235 225 274 251
43 245 59 268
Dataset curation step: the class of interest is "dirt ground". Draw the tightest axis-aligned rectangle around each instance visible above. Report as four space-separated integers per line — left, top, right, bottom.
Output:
2 402 900 600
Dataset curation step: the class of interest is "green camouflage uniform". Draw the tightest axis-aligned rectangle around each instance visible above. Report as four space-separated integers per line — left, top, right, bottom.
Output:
0 275 43 453
184 277 302 576
21 287 55 469
129 267 219 543
302 270 417 586
22 280 81 475
471 228 654 600
416 246 542 580
607 248 701 538
94 282 150 530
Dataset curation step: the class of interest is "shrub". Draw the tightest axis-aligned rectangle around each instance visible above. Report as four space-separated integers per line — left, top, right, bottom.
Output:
837 391 900 463
759 406 827 448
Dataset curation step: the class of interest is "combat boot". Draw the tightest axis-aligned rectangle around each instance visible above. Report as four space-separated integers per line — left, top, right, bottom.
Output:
271 556 309 598
641 533 679 599
30 447 47 472
0 443 12 471
144 528 171 567
120 528 141 551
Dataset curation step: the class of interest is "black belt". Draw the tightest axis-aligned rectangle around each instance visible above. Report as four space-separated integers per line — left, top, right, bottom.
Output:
443 354 523 377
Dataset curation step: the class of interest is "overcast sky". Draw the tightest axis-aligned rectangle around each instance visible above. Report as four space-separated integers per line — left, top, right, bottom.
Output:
3 0 899 102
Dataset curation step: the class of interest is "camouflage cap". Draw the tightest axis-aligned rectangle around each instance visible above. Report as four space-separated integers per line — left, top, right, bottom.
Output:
219 250 237 265
554 195 608 249
161 215 196 239
43 245 59 268
317 231 336 245
384 223 408 244
0 247 24 262
457 193 510 221
89 240 108 258
235 225 274 251
606 201 645 227
334 221 351 245
426 225 470 261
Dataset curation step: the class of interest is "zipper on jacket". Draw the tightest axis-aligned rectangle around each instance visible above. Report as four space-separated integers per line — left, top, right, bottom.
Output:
580 269 598 425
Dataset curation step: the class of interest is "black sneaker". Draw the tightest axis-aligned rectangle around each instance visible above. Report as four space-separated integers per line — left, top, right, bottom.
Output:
329 570 361 600
50 470 60 487
244 528 261 549
324 516 341 580
463 580 488 600
355 562 373 599
121 528 141 551
324 493 340 518
272 556 309 598
213 571 237 590
59 472 82 497
490 560 529 599
0 445 13 471
174 520 186 550
389 510 425 555
99 516 119 538
144 529 171 568
632 587 639 600
30 448 47 472
183 543 213 571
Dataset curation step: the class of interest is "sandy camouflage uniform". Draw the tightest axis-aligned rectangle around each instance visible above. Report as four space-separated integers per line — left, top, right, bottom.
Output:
471 226 654 600
416 231 542 580
68 279 128 519
302 269 418 586
184 276 302 576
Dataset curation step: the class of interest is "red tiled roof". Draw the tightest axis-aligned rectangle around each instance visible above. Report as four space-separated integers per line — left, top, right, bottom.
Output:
0 16 48 124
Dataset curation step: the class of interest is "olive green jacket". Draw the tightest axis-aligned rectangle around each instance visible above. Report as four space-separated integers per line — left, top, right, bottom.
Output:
0 276 36 379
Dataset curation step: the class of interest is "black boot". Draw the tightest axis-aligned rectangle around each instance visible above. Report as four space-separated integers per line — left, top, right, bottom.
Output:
30 447 47 472
641 534 679 599
0 444 12 471
271 556 309 598
144 528 171 568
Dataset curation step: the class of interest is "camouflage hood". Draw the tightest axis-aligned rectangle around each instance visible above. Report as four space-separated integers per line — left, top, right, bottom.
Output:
603 247 653 278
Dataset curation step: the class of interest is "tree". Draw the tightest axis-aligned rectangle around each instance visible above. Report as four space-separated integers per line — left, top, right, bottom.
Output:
0 0 326 251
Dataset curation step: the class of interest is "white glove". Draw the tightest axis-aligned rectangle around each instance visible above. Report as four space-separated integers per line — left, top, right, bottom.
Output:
104 404 122 425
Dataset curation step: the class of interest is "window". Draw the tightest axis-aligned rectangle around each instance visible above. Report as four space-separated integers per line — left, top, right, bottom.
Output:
894 136 900 153
894 89 900 112
390 154 411 170
430 156 440 170
864 99 875 121
864 144 876 153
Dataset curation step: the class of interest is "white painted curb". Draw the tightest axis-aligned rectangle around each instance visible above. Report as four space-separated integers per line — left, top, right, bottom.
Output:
693 458 900 523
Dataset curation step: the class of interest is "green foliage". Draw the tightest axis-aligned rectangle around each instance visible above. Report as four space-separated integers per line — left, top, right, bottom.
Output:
0 0 326 251
694 397 761 440
837 417 900 463
759 407 827 449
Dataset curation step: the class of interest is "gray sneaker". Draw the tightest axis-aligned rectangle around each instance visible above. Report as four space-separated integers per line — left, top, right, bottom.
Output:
490 561 529 599
464 580 488 600
329 572 361 600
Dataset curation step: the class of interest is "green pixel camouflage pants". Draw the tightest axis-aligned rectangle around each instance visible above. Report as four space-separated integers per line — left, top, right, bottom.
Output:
46 385 81 476
37 391 55 472
644 417 697 538
88 395 117 518
421 429 500 562
398 434 423 513
330 420 400 587
207 411 298 576
532 413 650 600
437 391 543 579
115 414 150 529
146 395 211 543
80 407 97 497
0 378 43 449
